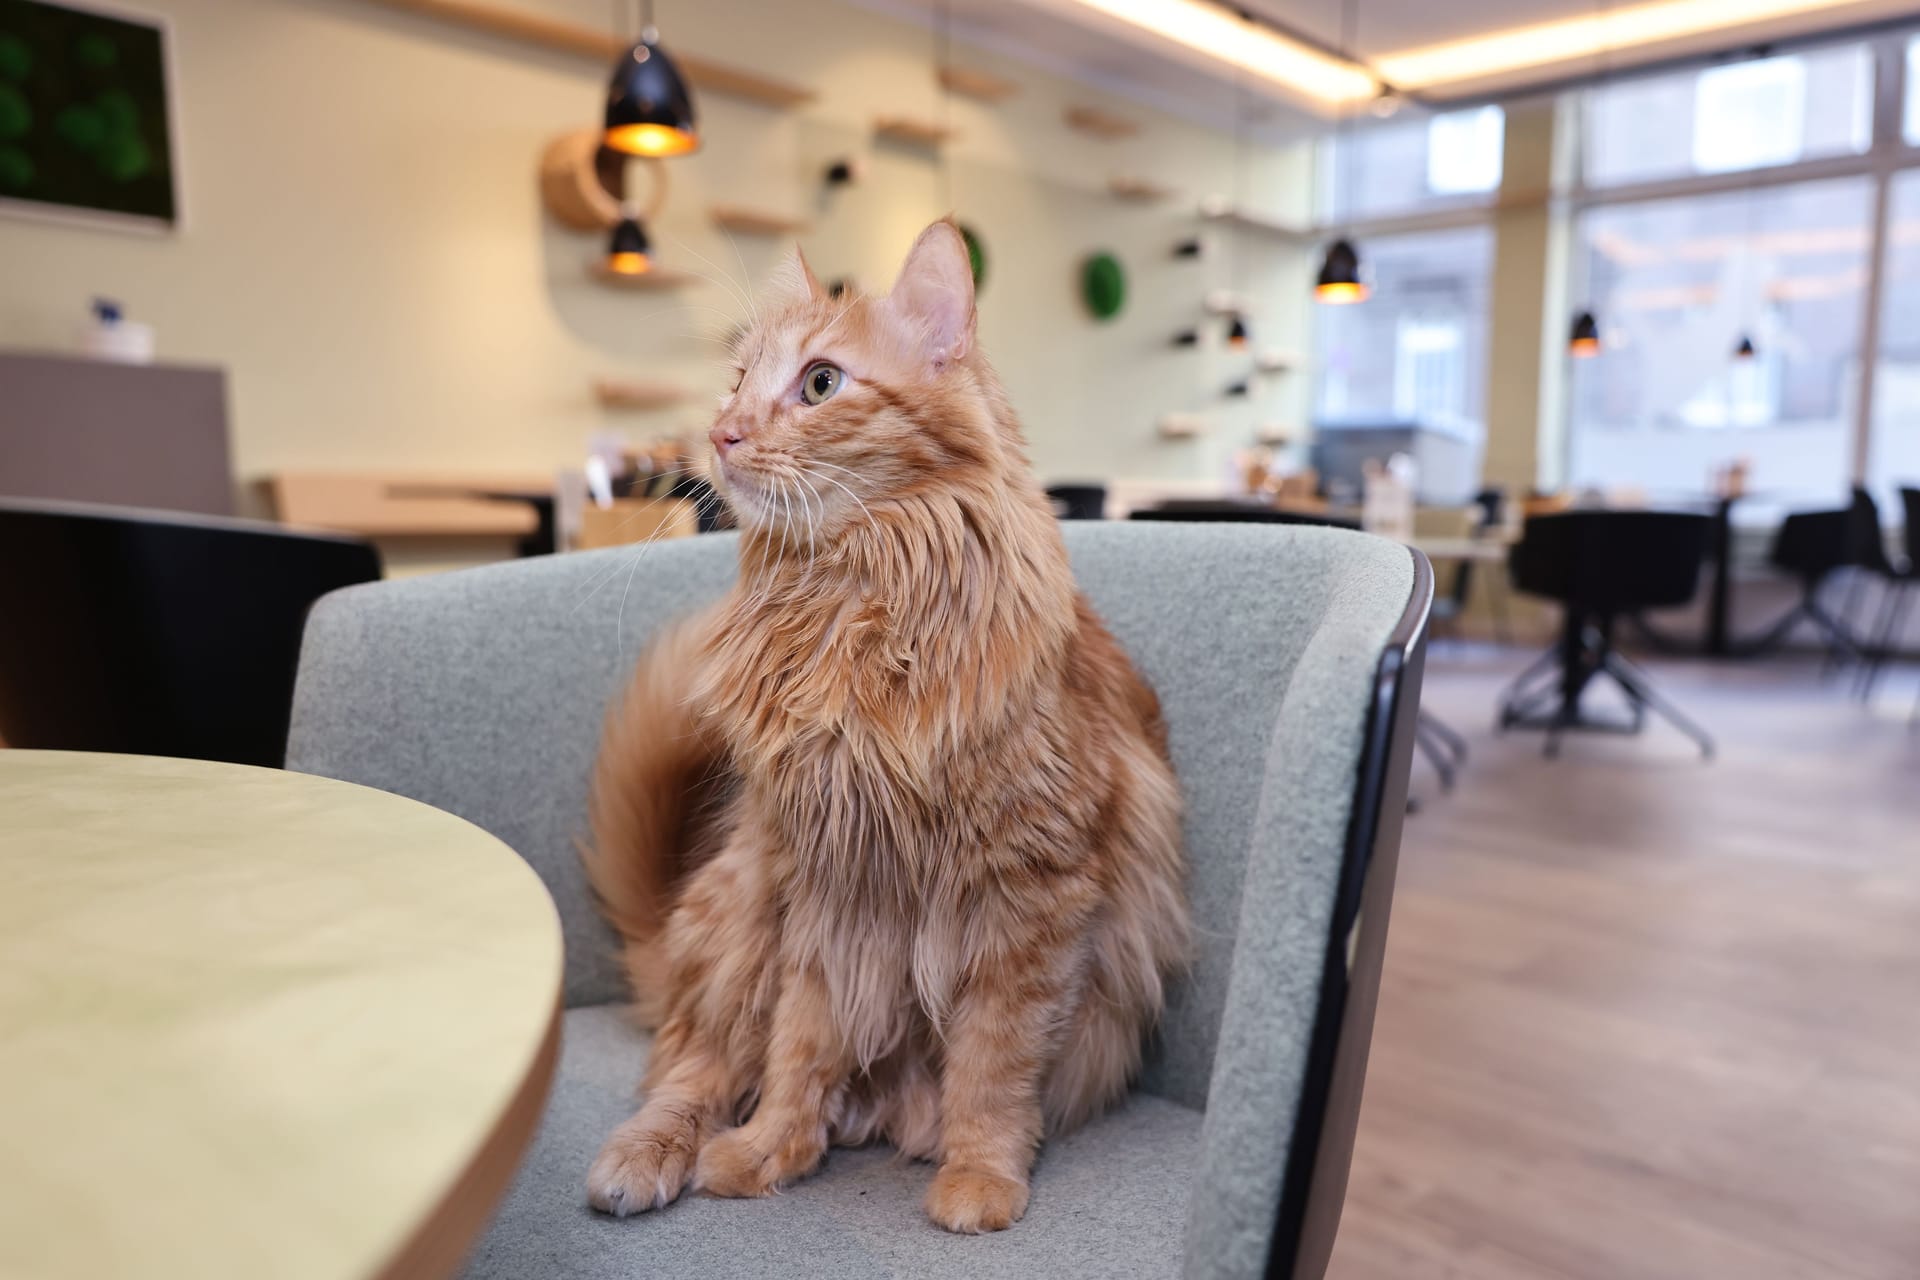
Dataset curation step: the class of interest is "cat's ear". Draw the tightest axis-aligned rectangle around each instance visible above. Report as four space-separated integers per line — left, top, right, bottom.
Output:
765 245 824 309
887 219 975 369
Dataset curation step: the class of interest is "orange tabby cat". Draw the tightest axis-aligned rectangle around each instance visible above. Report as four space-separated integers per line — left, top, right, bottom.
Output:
583 219 1188 1234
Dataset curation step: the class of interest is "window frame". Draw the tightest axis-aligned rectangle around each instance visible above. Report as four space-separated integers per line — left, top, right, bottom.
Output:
1561 27 1920 502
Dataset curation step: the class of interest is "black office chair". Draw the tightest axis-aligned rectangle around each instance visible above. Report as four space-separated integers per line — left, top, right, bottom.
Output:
1498 510 1715 759
1044 483 1108 520
0 499 381 767
1857 486 1919 700
1130 501 1470 790
1747 494 1880 663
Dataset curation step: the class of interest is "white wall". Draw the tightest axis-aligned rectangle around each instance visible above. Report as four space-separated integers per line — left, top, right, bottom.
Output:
0 0 1311 501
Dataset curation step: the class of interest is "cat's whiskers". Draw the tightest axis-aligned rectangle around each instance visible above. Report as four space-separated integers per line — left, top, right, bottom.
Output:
797 464 877 536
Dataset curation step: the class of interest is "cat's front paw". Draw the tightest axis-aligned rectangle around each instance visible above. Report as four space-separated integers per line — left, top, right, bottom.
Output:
587 1111 700 1217
694 1121 824 1198
925 1164 1029 1233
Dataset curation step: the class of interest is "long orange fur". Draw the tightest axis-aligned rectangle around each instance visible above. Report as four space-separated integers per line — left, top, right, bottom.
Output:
583 219 1189 1234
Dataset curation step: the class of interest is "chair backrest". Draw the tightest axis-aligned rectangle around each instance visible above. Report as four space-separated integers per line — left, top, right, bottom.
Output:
0 498 380 765
1904 488 1920 566
1043 482 1107 520
1847 486 1897 574
1771 505 1853 580
286 522 1427 1280
1132 500 1363 531
1510 509 1709 613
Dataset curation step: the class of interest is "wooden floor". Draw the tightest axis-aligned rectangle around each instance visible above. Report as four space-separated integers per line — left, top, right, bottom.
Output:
1327 648 1920 1280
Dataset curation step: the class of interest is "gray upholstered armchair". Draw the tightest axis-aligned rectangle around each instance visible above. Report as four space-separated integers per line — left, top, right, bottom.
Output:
286 522 1431 1279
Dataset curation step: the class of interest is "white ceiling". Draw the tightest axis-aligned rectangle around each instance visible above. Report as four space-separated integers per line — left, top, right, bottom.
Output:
854 0 1903 139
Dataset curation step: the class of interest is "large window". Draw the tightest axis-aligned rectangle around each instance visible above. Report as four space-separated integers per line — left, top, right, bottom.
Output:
1314 225 1495 429
1318 106 1504 223
1566 178 1873 508
1584 44 1873 188
1870 170 1920 512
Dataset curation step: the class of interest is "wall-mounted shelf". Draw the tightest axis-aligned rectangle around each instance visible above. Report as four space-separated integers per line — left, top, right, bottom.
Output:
938 65 1018 102
1254 423 1299 446
1157 413 1207 440
593 264 700 290
682 56 814 109
710 205 810 236
874 116 953 148
1197 199 1312 242
361 0 815 109
1108 176 1175 202
1066 105 1140 140
1255 349 1306 373
594 378 691 411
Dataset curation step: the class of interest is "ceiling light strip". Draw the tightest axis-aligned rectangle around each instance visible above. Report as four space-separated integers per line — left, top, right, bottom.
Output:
1056 0 1378 107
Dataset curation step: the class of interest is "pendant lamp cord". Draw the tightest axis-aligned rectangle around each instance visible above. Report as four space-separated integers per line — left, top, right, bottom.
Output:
1586 0 1608 314
1336 0 1356 236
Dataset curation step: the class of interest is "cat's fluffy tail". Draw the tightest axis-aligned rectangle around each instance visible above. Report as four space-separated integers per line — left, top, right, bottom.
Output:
583 613 725 1025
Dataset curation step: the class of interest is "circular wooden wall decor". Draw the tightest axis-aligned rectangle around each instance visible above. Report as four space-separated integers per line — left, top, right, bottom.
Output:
538 129 668 231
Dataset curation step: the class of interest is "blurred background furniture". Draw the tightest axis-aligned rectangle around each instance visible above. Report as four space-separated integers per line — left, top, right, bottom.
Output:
1045 482 1108 519
285 523 1432 1280
0 499 380 767
0 750 561 1280
1856 486 1920 701
1746 498 1871 663
0 351 232 515
1499 510 1715 758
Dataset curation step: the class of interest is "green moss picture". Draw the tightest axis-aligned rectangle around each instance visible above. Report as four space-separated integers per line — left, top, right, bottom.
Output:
0 0 176 225
1081 251 1125 321
958 222 986 291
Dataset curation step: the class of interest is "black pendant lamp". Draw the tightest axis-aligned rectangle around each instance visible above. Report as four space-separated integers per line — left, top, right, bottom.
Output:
1226 315 1250 350
1569 309 1601 357
604 2 698 158
1315 238 1369 304
1316 0 1370 305
1734 334 1757 360
606 213 652 275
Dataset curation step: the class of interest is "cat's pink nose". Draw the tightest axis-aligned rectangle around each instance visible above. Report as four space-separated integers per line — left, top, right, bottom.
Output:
710 424 743 457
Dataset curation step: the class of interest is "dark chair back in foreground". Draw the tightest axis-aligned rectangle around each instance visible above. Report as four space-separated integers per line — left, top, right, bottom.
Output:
0 499 380 766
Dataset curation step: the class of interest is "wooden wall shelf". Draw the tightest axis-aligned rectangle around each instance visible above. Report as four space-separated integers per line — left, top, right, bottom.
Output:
874 116 952 148
361 0 815 109
875 117 956 148
709 205 810 236
594 378 691 411
593 265 699 289
1066 105 1140 140
1108 176 1174 202
938 66 1017 102
1198 200 1312 242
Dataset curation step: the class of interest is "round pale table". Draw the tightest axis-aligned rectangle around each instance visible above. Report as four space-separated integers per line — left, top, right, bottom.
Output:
0 751 563 1280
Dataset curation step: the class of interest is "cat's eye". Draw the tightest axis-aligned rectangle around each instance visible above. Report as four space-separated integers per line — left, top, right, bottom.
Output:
800 362 843 405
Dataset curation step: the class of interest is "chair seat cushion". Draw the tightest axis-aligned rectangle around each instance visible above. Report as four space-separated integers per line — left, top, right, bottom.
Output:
464 1005 1202 1279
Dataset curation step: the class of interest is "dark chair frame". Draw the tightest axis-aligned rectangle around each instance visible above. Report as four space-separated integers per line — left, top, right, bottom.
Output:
1855 487 1919 702
1266 548 1432 1279
1497 511 1715 760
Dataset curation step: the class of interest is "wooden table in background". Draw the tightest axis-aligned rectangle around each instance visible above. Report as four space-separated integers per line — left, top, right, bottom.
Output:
0 752 563 1280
